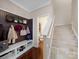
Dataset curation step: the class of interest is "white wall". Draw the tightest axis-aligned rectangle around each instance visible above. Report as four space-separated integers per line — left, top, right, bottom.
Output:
72 0 78 37
30 4 53 47
0 0 30 19
52 0 72 26
31 4 53 17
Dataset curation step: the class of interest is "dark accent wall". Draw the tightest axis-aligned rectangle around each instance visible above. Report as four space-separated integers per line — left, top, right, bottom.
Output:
0 9 33 44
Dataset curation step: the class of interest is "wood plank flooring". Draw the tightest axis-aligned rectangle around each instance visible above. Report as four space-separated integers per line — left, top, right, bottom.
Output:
33 40 44 59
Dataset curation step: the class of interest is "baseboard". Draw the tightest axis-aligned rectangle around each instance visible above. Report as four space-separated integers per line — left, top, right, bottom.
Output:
54 24 72 27
72 25 78 39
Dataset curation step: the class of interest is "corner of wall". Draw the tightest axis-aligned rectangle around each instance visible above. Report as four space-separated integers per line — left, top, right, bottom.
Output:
72 24 78 39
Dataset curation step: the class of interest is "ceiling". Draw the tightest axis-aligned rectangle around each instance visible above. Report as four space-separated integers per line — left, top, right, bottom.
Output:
10 0 51 12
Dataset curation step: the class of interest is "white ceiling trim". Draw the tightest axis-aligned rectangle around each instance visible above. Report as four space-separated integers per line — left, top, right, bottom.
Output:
10 0 50 12
30 1 51 12
10 0 30 12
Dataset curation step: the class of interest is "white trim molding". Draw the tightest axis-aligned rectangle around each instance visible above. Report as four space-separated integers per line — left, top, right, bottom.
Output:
10 0 51 12
10 0 30 12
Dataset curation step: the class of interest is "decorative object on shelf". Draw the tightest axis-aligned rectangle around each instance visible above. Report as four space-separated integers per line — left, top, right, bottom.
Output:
23 20 27 24
8 25 18 44
14 19 18 23
6 15 14 22
18 19 23 24
6 14 27 25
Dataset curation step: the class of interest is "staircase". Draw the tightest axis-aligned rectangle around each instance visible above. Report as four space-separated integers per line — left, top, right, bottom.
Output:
51 25 78 59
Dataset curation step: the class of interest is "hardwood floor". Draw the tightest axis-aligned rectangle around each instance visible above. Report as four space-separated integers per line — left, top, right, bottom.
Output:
33 40 44 59
17 39 44 59
38 40 44 59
